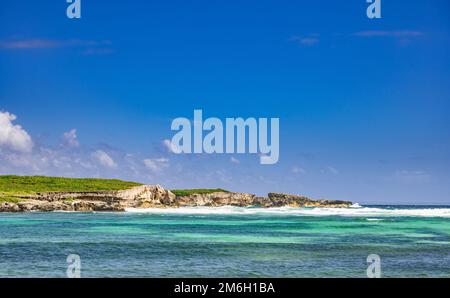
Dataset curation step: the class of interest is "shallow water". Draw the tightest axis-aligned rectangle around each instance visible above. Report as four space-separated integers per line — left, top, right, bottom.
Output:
0 205 449 277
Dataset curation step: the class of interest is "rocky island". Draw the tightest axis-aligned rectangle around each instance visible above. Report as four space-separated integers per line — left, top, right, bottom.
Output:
0 175 352 212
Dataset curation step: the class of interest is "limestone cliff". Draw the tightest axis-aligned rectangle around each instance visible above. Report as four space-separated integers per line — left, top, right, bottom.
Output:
0 185 352 212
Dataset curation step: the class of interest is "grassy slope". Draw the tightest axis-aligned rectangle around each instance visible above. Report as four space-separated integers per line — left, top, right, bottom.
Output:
0 175 142 201
0 175 229 203
171 189 229 197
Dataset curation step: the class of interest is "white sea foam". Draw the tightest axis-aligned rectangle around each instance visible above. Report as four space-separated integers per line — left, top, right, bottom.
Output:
125 206 450 218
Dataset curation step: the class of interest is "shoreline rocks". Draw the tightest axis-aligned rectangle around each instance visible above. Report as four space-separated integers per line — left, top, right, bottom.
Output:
0 185 352 212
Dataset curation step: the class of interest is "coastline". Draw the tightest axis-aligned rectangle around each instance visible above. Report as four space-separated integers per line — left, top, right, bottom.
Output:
0 180 353 212
123 205 450 218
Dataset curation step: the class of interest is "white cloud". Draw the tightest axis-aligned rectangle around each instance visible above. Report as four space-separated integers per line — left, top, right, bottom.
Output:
1 152 40 171
292 166 306 174
290 35 320 46
162 139 172 152
322 166 339 175
230 157 240 164
62 129 79 147
143 157 169 173
0 111 33 153
0 113 181 180
91 150 117 168
162 139 181 153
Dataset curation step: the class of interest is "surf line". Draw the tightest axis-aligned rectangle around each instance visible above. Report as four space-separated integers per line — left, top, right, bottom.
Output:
169 109 279 165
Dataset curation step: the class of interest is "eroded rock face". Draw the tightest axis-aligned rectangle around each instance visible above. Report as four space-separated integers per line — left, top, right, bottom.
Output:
0 186 352 212
176 192 257 207
117 185 177 208
0 185 175 212
266 193 352 208
175 192 352 208
0 202 21 212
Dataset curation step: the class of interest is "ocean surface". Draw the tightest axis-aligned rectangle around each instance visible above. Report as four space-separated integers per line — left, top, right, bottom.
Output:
0 205 449 277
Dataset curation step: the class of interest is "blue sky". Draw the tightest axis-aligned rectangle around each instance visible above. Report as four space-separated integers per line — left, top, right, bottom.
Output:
1 0 450 204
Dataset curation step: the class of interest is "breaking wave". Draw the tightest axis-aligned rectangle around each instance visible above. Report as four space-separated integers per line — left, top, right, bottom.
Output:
125 205 450 218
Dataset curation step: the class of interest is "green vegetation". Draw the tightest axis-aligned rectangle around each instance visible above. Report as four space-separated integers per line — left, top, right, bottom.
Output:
0 196 21 203
0 175 230 202
0 175 142 199
171 188 229 197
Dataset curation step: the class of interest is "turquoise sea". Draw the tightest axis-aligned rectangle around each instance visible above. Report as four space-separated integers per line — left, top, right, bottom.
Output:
0 205 449 277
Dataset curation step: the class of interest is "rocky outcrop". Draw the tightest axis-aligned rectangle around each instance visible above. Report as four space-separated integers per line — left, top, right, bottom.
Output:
174 192 352 208
175 192 257 207
0 185 175 212
266 193 352 208
0 185 352 212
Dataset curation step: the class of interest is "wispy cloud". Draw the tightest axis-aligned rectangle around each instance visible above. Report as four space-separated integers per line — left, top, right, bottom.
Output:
82 48 115 56
0 38 112 50
91 150 117 169
62 129 80 148
351 30 424 46
322 166 339 175
352 30 423 38
143 158 170 173
289 30 423 48
162 139 182 154
230 157 240 164
289 34 320 46
292 166 306 174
